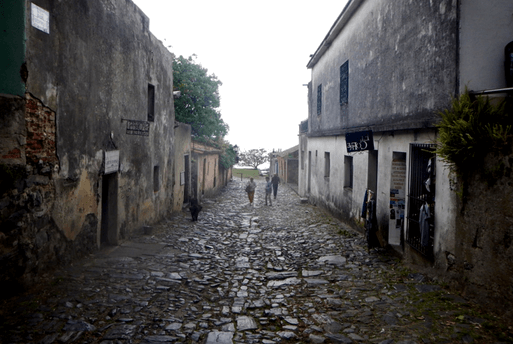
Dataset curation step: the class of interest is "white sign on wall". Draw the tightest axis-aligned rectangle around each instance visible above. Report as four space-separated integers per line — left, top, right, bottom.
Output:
104 150 120 174
31 3 50 34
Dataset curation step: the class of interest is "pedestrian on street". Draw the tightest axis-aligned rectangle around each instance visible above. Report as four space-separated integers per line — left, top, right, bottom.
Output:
265 176 273 206
271 174 280 199
245 177 257 206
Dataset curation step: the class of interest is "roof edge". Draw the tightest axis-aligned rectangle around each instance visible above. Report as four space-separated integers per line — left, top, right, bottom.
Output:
306 0 365 69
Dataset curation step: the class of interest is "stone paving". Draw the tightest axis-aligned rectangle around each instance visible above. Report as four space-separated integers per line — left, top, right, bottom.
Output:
1 178 512 344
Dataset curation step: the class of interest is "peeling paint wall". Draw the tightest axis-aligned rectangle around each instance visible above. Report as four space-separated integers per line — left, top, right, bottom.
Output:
302 0 459 254
308 0 457 136
191 141 228 201
172 123 192 212
0 0 176 294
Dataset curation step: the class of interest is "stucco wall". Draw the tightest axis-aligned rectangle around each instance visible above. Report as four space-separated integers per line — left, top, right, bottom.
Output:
450 147 513 315
0 0 176 293
459 0 513 91
24 0 175 238
172 123 191 212
299 129 456 263
191 142 225 201
308 0 457 136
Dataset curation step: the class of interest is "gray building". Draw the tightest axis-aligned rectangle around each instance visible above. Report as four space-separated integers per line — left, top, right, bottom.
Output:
0 1 177 293
299 0 512 282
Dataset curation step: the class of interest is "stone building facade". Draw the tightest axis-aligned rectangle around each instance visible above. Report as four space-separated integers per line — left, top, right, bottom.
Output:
0 0 177 294
190 141 232 201
172 122 192 213
298 0 513 310
270 145 299 185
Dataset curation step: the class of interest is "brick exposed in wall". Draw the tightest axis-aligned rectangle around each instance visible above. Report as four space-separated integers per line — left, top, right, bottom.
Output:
25 93 57 164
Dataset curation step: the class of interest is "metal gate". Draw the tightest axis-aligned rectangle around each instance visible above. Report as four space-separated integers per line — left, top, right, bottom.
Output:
406 143 436 259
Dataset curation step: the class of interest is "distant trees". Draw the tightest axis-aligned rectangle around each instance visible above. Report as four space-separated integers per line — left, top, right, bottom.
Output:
238 148 269 170
173 55 228 142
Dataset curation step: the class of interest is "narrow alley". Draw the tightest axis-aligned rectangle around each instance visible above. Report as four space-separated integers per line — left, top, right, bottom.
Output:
0 178 510 344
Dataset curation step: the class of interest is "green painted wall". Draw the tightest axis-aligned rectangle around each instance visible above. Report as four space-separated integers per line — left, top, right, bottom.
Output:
0 1 25 96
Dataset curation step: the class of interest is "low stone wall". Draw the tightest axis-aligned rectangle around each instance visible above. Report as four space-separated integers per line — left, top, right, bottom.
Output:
451 148 513 315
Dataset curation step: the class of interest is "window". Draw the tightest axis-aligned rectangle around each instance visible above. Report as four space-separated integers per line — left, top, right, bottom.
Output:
344 155 353 188
153 165 160 191
324 152 330 178
340 60 349 105
317 84 322 115
147 84 155 122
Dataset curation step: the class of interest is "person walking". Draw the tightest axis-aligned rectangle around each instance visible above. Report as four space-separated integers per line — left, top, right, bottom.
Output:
271 174 280 199
265 176 273 206
245 177 257 206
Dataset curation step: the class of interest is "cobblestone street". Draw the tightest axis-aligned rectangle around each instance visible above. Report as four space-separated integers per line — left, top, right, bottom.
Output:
1 178 511 344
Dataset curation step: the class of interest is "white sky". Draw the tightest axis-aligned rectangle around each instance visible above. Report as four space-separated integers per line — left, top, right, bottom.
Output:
131 0 348 153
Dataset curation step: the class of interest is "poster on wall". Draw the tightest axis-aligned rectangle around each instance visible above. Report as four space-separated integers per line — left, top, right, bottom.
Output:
389 155 406 245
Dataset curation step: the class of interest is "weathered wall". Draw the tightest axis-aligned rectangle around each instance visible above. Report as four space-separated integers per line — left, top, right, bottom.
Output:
0 0 176 293
449 148 513 315
23 0 175 237
1 95 96 296
308 0 457 136
191 141 228 201
172 122 191 212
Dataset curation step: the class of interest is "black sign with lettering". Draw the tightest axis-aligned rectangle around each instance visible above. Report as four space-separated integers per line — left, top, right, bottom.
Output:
126 120 150 136
346 131 374 152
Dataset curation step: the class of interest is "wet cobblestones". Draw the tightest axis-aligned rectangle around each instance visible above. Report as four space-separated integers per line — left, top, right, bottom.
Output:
1 178 511 343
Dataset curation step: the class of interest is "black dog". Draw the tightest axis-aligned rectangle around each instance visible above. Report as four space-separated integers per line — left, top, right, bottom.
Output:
189 199 202 221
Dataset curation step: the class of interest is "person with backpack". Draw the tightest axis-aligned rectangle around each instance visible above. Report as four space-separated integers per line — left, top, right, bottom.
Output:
245 177 257 206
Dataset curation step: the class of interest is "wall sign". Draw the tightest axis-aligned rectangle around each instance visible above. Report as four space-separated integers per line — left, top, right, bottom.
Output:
104 150 120 174
125 119 150 136
31 3 50 34
346 130 374 152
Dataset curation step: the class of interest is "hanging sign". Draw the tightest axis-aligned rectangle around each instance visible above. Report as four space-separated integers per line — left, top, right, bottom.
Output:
104 150 119 174
346 130 374 152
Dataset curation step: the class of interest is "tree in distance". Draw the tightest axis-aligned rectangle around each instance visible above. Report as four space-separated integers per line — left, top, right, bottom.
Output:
173 55 228 142
238 148 269 170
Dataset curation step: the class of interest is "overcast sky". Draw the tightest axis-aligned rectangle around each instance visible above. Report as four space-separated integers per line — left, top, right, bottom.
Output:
131 0 348 153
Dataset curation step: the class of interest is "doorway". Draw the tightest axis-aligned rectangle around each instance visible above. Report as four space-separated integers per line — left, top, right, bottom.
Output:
406 143 436 259
101 173 118 246
183 155 190 203
307 151 312 194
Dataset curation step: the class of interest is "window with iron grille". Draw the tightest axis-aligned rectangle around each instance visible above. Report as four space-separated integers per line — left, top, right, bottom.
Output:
317 84 322 115
406 143 436 260
340 60 348 105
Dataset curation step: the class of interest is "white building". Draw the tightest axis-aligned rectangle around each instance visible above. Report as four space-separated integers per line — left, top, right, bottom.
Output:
299 0 513 268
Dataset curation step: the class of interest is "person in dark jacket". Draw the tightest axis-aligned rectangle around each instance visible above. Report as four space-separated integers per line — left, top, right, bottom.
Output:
189 198 202 221
271 174 280 199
